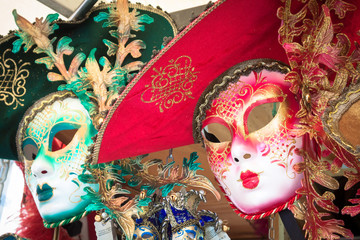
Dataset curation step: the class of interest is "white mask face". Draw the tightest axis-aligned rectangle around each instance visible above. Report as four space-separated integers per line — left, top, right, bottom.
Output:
202 66 304 216
19 94 98 223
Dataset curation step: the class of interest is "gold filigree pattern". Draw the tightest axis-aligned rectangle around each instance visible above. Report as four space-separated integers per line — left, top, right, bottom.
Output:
204 140 231 179
0 49 29 109
212 81 248 125
141 55 199 112
210 72 268 127
264 127 298 179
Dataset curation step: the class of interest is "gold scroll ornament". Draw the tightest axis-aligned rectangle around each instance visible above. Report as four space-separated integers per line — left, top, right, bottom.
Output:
0 49 29 109
141 55 199 112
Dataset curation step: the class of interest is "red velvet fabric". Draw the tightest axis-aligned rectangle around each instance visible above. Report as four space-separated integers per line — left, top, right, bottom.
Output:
97 0 289 163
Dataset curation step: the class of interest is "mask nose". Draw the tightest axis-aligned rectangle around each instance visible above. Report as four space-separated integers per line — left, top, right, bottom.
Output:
231 137 258 164
31 147 54 178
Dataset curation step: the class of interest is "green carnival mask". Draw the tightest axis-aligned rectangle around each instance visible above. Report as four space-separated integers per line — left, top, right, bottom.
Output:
17 91 99 224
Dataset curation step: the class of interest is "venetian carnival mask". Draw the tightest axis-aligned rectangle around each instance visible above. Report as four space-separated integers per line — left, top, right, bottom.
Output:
17 91 99 224
199 59 304 217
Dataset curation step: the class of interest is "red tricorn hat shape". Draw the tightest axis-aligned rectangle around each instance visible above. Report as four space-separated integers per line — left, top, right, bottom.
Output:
93 0 289 163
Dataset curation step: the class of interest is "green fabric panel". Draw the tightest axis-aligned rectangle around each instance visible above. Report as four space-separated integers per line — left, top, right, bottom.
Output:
0 4 176 160
0 34 61 160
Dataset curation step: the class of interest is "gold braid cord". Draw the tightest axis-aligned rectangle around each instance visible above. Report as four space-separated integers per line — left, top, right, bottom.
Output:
278 0 360 239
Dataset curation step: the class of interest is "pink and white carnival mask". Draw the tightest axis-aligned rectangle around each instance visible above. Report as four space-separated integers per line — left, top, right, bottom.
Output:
199 59 304 218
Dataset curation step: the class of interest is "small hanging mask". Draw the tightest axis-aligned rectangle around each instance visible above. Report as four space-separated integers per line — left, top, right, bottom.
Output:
17 91 99 224
197 59 304 217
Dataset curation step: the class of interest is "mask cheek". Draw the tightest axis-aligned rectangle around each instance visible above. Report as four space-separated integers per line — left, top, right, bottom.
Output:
52 140 88 179
204 140 232 179
263 132 304 179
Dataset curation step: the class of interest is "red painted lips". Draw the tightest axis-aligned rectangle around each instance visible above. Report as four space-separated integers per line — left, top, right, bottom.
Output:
240 170 260 189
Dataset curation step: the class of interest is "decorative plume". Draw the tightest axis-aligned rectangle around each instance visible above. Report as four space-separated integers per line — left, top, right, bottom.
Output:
12 0 153 129
79 152 220 240
12 10 59 53
278 0 360 238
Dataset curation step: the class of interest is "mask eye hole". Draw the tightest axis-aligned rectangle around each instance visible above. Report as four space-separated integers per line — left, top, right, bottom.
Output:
185 229 196 239
202 123 232 143
246 101 281 134
141 233 154 239
22 138 38 161
51 129 78 151
49 123 80 152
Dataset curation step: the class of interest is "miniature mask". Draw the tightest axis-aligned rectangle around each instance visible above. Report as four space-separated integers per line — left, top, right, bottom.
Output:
17 92 99 223
200 60 304 217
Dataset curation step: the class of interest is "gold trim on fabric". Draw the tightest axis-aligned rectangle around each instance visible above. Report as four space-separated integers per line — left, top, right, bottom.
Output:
0 33 15 45
140 55 198 112
0 49 30 109
43 210 89 228
92 0 225 164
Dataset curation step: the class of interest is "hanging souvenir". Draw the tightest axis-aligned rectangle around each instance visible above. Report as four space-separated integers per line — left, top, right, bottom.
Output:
193 59 307 219
78 151 220 239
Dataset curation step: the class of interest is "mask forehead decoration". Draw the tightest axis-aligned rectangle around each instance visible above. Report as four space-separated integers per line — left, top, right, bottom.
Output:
195 59 305 219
